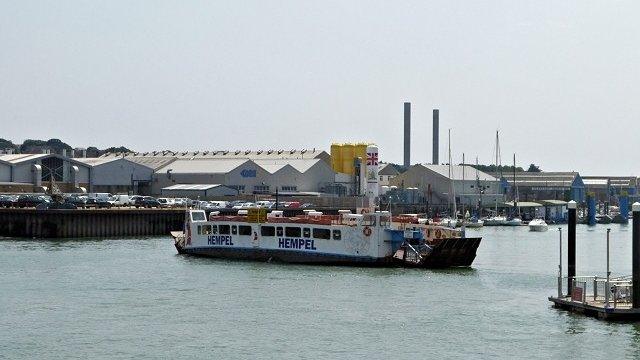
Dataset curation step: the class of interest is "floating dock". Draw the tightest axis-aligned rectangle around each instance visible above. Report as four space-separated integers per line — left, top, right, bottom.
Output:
548 202 640 321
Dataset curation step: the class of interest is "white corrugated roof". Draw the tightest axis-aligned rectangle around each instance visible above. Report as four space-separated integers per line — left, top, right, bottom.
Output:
254 159 322 173
0 154 49 164
422 164 497 181
157 159 250 174
103 149 329 160
162 184 224 190
74 157 120 166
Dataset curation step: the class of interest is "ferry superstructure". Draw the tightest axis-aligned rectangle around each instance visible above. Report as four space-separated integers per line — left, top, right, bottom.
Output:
172 209 481 268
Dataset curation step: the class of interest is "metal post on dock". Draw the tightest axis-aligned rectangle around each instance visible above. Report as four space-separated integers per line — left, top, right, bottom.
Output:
605 228 611 308
567 200 577 296
558 227 563 298
632 202 640 308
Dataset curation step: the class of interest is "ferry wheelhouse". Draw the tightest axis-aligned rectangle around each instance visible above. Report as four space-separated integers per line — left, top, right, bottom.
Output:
172 209 481 268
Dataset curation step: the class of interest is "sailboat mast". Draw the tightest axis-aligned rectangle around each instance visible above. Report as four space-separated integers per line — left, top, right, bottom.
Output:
513 153 519 216
449 129 456 219
495 131 499 173
462 153 465 217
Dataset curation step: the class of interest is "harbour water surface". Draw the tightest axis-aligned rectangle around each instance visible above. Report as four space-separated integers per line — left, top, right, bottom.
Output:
2 225 640 359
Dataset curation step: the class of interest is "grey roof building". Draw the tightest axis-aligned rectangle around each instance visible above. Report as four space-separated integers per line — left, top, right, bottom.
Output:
161 184 237 199
74 157 154 194
490 171 585 202
0 153 91 193
390 164 503 206
152 157 335 196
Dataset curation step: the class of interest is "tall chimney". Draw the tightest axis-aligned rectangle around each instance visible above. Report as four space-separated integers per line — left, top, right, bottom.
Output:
432 109 439 165
403 102 411 167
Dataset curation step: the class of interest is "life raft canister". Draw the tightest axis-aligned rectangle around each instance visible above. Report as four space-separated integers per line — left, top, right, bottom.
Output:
363 226 372 237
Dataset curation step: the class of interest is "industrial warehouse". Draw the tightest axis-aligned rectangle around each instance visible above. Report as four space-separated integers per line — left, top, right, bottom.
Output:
0 145 379 201
1 103 639 213
0 104 638 213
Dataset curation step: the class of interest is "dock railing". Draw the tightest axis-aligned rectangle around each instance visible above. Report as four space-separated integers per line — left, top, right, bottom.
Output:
558 275 633 308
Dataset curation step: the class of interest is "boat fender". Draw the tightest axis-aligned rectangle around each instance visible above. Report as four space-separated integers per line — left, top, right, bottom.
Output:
253 231 258 241
435 229 442 239
363 226 372 237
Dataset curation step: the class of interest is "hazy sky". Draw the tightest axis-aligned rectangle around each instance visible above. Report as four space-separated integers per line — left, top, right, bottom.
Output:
1 1 639 175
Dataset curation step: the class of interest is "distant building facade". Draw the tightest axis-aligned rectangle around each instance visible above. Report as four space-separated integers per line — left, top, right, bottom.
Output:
389 164 503 206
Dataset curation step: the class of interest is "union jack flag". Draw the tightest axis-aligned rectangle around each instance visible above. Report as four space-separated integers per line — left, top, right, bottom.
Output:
366 152 378 166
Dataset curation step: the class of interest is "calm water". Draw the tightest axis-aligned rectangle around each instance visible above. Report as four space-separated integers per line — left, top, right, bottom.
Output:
2 225 640 359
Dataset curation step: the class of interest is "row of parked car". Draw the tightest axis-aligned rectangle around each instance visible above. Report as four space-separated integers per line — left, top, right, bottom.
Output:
0 194 184 209
196 200 315 211
0 194 315 210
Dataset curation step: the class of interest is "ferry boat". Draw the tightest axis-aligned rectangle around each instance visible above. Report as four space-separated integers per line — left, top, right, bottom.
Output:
171 209 482 268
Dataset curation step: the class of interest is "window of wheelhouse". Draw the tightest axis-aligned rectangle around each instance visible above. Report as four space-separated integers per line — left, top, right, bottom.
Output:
276 227 283 237
313 228 331 240
363 214 376 226
285 227 301 237
197 225 212 235
219 225 230 235
231 225 238 235
239 225 252 236
211 225 218 234
332 230 342 240
261 226 275 236
303 228 310 238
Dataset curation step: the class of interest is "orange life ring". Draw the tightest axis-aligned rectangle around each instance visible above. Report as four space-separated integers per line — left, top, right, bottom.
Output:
435 229 442 239
363 226 372 237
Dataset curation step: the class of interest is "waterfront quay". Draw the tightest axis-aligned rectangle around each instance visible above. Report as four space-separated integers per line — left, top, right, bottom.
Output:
0 208 185 238
0 207 353 239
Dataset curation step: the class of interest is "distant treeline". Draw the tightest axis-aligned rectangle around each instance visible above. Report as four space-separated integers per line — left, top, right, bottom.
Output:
0 138 132 157
468 164 542 173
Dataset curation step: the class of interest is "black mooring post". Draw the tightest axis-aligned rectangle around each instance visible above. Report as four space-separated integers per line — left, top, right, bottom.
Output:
633 203 640 308
567 201 577 296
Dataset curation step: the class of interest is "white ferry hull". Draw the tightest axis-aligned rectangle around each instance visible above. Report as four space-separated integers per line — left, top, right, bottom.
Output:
181 246 388 266
173 210 482 268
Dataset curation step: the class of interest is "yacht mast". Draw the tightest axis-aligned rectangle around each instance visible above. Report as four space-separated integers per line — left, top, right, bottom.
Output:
448 129 456 219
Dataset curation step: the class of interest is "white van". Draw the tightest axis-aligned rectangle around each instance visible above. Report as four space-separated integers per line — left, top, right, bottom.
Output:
109 194 134 206
88 193 112 201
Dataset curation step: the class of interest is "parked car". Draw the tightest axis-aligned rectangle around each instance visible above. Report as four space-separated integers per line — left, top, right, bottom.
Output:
286 201 301 209
157 198 175 208
135 196 160 208
173 198 188 207
228 200 245 209
85 197 112 208
208 200 228 209
300 203 315 209
255 200 274 208
16 194 52 208
0 195 17 208
64 195 88 208
232 202 256 209
87 193 112 201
